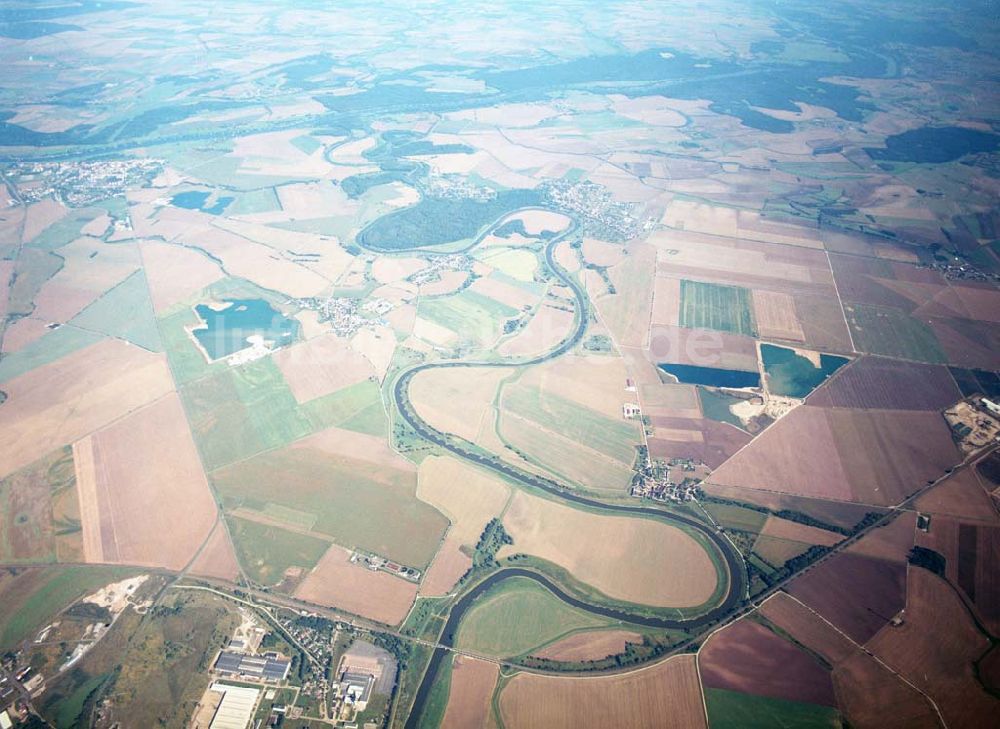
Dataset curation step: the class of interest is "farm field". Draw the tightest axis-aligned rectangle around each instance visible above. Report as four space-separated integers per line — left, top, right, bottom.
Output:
417 288 519 347
866 568 1000 727
915 516 1000 632
181 358 385 471
416 456 511 595
294 544 418 626
532 629 643 662
703 688 842 729
708 405 959 505
0 339 174 480
498 491 719 608
74 394 218 569
759 592 942 729
590 242 655 347
455 576 611 657
808 356 961 410
213 441 447 569
844 303 946 363
226 515 329 587
679 279 756 336
699 618 836 706
498 655 706 729
409 366 509 444
440 656 499 729
495 354 642 492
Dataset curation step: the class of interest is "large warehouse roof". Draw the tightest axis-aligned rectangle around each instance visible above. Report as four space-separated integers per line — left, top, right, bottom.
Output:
208 682 259 729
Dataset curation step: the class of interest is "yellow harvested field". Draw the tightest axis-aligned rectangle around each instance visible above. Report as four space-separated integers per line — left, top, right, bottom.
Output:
500 414 635 493
0 339 174 480
294 426 413 472
759 516 843 547
479 249 538 282
385 303 417 335
296 309 328 340
188 520 241 581
593 241 655 347
22 198 68 244
651 276 681 328
468 276 538 310
499 491 718 607
351 325 396 381
2 317 49 353
518 353 637 419
372 256 427 284
159 215 331 298
582 238 624 268
295 543 417 626
499 655 706 729
753 290 805 342
410 366 509 443
419 270 469 296
417 456 510 595
441 656 500 729
73 393 218 570
662 200 826 249
533 629 643 662
498 305 574 357
140 241 223 313
210 217 353 282
30 237 140 322
413 316 457 346
273 333 375 403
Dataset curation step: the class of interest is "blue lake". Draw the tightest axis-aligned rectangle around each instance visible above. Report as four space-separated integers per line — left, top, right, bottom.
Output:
192 299 297 361
171 191 233 215
658 363 761 388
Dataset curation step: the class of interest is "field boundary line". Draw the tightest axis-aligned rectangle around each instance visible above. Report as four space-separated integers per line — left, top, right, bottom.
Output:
781 590 947 728
826 247 858 354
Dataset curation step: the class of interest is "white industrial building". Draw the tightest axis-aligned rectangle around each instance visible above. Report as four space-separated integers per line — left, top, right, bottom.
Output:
208 682 260 729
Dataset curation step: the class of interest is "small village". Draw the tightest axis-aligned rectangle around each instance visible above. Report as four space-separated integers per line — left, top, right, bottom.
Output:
541 179 653 242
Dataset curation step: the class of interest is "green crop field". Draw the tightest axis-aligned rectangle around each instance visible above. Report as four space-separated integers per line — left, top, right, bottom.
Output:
503 383 639 464
0 565 139 650
227 515 330 585
71 269 162 352
214 446 448 568
7 247 63 317
844 304 947 363
182 360 384 471
702 502 768 533
418 288 519 345
679 279 757 336
705 688 843 729
26 208 105 252
455 576 610 657
0 326 104 385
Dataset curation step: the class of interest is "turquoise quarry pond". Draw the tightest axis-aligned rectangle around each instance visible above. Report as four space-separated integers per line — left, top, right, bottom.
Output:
761 343 848 398
192 299 297 360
